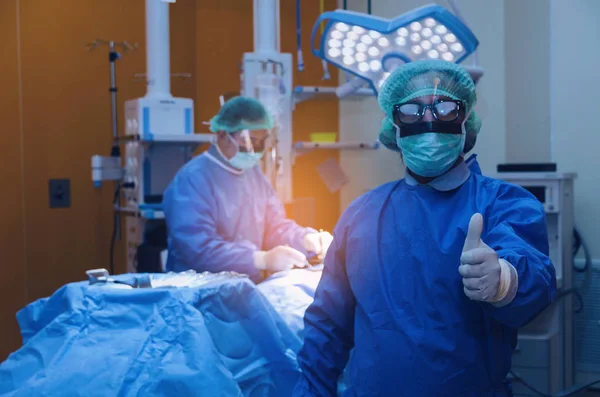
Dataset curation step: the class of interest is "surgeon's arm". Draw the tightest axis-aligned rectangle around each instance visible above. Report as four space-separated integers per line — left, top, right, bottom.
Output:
482 186 557 328
294 221 356 397
262 181 316 254
163 173 259 278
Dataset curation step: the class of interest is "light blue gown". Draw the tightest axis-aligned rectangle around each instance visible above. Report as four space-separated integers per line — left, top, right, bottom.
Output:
163 145 315 281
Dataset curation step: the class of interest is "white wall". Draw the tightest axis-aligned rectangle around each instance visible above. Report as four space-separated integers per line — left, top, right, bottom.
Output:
550 0 600 257
505 0 551 163
338 0 506 210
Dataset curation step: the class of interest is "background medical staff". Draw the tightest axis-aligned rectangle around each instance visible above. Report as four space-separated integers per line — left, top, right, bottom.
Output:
163 96 333 282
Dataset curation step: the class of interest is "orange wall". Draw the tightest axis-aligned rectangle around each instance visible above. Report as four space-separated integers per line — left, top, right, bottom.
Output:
0 0 339 360
0 0 27 364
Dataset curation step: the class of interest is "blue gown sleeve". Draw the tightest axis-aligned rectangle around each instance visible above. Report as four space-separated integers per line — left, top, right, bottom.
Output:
481 183 557 328
293 208 357 397
262 177 316 254
163 171 259 278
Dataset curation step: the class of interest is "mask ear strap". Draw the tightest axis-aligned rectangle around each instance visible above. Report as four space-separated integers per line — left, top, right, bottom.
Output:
393 122 401 141
462 109 473 129
459 109 473 153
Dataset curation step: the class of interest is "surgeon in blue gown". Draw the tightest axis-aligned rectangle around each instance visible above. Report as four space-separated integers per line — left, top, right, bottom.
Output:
294 60 556 397
163 96 333 282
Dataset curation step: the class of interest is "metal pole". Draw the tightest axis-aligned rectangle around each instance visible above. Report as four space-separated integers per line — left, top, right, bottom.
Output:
108 41 119 143
145 0 171 98
255 0 278 55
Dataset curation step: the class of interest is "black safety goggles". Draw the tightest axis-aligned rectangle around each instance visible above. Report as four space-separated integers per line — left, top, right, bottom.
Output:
393 99 464 125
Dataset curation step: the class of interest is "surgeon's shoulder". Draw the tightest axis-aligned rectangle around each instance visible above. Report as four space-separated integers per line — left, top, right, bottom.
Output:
170 154 210 182
166 154 212 194
181 153 212 175
337 180 402 228
473 174 544 212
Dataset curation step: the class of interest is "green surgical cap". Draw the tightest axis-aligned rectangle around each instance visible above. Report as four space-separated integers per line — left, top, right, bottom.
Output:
209 96 274 134
377 60 482 153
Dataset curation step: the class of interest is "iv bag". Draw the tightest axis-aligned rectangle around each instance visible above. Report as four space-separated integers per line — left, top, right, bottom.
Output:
254 70 282 190
254 71 282 123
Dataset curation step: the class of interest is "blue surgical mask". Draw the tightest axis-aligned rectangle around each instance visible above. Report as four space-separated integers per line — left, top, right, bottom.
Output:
229 151 264 170
396 131 465 178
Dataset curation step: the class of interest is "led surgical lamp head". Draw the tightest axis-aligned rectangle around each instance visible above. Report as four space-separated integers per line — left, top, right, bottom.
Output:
310 5 480 95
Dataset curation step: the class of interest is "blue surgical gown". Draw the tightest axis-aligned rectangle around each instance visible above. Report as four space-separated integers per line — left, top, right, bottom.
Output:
163 145 315 281
294 159 556 397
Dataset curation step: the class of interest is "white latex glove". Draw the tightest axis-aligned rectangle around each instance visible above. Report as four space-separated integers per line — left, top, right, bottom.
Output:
458 213 518 306
302 231 334 258
253 245 308 272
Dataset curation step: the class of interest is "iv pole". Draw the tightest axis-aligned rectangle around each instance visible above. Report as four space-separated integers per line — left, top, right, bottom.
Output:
86 39 137 274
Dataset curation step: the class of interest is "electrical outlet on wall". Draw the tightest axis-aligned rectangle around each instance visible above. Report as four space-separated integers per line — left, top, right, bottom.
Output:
49 179 71 209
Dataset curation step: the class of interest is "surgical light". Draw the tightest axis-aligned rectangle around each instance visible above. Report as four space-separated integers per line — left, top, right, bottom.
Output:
368 46 380 57
451 43 463 52
442 52 454 61
369 60 382 71
347 31 359 41
331 30 344 40
428 50 439 59
412 45 423 55
361 35 374 45
445 33 457 43
378 37 390 47
311 5 479 94
356 52 367 62
336 22 350 32
328 48 341 57
395 37 407 46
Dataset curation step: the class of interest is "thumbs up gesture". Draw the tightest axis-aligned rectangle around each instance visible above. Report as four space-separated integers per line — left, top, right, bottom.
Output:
459 213 503 302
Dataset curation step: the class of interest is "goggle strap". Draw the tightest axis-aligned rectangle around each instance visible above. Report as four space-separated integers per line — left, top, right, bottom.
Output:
399 122 462 138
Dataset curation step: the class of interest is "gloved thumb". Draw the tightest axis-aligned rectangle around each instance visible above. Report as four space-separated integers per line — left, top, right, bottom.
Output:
463 213 483 252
